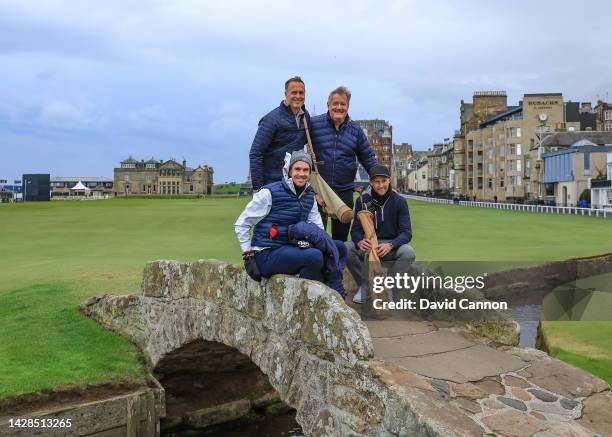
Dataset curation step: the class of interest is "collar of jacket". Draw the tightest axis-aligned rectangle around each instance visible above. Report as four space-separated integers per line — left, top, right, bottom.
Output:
280 101 307 117
325 111 351 130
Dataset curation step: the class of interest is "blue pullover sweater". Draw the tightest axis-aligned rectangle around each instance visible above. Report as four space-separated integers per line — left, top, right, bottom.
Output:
351 190 412 249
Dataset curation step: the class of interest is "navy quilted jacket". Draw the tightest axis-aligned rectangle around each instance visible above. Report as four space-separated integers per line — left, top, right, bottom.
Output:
251 181 315 249
287 222 347 298
249 101 310 190
309 112 378 191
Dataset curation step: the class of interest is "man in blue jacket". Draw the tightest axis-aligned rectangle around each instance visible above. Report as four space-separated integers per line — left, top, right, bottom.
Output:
345 165 416 303
309 86 378 241
249 76 310 191
236 150 347 297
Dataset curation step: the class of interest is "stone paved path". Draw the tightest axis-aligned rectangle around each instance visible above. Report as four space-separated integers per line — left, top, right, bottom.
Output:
361 319 611 436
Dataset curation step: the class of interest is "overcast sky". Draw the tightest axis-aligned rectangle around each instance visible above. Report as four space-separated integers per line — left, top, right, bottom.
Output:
1 0 611 183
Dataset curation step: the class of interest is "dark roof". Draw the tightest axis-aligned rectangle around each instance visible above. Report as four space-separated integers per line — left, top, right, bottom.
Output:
540 131 612 147
565 102 580 123
542 144 612 158
51 177 112 183
481 106 522 127
145 157 158 164
524 93 562 97
121 156 138 163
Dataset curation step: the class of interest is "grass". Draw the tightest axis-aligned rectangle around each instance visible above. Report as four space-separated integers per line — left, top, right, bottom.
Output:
541 321 612 384
538 272 612 385
213 183 241 194
0 197 611 399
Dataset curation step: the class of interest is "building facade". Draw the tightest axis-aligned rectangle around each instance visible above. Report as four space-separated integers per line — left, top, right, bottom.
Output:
356 119 393 170
23 174 50 201
591 151 612 209
543 143 612 206
407 157 430 193
594 101 612 132
51 177 113 198
392 143 413 191
113 157 213 197
458 92 590 201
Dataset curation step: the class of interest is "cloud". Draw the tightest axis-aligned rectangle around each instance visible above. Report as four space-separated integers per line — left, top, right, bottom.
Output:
1 0 612 181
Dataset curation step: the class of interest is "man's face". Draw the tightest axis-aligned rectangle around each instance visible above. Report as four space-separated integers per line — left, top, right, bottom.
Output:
289 161 310 188
328 93 349 125
371 176 390 196
285 81 305 114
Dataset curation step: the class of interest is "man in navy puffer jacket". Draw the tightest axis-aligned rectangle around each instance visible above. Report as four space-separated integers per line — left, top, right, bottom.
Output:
249 76 311 190
309 86 378 241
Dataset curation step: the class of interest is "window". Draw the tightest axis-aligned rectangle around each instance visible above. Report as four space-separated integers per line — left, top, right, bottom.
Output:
584 152 590 176
190 185 194 192
507 175 522 186
509 144 522 155
605 110 612 120
500 145 505 157
517 159 522 172
507 127 521 138
500 160 505 172
605 123 612 132
124 175 130 182
488 178 493 189
488 164 494 175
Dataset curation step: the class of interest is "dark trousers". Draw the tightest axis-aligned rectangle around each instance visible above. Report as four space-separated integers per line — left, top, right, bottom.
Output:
255 245 325 281
319 188 354 242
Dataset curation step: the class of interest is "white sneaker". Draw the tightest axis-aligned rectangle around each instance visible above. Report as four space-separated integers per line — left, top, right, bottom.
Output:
352 284 369 304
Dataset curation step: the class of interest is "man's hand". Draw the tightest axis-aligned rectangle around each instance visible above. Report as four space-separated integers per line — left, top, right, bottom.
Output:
376 243 393 258
358 239 373 251
242 250 261 282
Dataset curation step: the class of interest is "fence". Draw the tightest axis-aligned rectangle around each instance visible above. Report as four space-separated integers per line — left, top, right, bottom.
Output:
403 195 611 219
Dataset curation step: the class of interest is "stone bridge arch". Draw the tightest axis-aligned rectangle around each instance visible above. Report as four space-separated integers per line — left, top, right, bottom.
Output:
82 260 489 436
84 259 612 436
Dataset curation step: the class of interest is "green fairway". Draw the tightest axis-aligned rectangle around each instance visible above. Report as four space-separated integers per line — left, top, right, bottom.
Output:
0 198 610 400
406 200 612 261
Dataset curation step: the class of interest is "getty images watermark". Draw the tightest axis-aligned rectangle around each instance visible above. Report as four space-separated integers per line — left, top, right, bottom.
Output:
370 271 505 311
358 261 612 322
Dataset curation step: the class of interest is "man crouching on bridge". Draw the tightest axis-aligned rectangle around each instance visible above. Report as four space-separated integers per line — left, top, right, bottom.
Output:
235 150 348 298
346 165 416 304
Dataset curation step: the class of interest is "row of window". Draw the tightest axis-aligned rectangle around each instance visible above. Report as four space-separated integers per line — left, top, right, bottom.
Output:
51 182 113 188
124 184 196 193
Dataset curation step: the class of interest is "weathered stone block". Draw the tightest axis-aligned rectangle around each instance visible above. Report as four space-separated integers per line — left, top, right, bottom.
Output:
184 399 251 428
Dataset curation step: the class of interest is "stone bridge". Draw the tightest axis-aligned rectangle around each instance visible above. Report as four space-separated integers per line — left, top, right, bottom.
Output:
82 260 612 436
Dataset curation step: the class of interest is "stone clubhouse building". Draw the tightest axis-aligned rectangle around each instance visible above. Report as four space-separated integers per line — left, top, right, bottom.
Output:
113 156 213 197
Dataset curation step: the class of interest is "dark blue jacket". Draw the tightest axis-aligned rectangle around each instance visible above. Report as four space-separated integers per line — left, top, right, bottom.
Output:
249 102 310 190
251 181 315 249
351 190 412 249
288 222 347 297
309 112 377 191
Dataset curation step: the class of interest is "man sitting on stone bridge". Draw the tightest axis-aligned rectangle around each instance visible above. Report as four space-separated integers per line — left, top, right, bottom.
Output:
235 150 347 298
346 164 416 303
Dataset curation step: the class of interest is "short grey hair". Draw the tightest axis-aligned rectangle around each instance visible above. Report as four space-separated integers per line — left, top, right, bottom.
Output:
285 76 304 91
328 86 351 104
